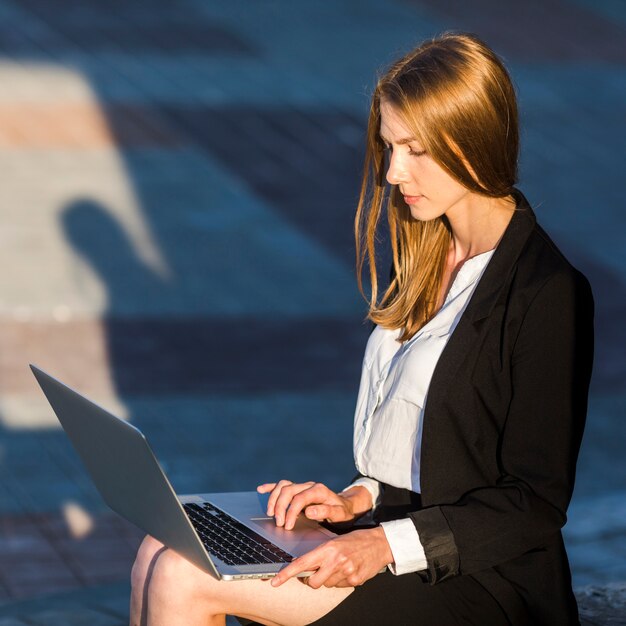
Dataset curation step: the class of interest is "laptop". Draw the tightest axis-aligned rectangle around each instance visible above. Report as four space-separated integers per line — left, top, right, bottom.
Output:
30 364 337 580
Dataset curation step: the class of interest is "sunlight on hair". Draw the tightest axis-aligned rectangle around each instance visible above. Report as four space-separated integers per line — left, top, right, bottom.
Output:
356 33 519 341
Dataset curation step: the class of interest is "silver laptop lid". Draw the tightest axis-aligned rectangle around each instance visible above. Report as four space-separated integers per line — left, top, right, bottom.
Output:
30 364 218 577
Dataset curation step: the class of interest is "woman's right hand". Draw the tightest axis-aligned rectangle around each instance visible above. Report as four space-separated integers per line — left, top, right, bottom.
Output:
257 480 373 531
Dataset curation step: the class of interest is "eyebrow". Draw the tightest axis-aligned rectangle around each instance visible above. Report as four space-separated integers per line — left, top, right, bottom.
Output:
379 134 417 145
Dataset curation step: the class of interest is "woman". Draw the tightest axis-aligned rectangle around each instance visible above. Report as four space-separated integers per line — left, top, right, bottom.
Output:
130 32 594 626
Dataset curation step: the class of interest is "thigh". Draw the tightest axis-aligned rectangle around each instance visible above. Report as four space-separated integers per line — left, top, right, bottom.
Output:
306 570 509 626
146 544 355 626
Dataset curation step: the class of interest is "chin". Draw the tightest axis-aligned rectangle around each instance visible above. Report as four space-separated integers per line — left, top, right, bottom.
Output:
409 208 437 222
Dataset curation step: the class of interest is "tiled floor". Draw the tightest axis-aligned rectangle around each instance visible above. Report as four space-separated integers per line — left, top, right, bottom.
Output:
0 0 624 623
0 512 143 601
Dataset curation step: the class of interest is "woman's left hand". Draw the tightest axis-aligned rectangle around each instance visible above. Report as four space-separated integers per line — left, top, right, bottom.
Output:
270 527 393 589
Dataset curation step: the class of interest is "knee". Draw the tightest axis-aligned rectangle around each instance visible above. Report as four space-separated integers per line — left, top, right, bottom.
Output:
147 546 215 611
131 535 165 592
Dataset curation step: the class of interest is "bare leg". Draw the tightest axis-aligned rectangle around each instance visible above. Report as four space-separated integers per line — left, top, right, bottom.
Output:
130 536 169 626
130 535 354 626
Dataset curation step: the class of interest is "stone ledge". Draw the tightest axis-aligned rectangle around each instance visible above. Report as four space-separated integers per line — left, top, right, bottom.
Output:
576 583 626 626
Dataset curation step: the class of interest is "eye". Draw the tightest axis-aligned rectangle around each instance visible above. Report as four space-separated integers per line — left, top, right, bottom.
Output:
408 147 427 157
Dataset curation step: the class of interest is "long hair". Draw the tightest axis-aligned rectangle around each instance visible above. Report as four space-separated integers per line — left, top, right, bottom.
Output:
355 32 519 341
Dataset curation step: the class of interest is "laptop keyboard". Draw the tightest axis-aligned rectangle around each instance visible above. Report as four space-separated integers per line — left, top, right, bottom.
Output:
183 502 294 566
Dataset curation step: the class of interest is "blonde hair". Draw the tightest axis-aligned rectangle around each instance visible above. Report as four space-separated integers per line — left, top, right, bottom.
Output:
355 32 519 341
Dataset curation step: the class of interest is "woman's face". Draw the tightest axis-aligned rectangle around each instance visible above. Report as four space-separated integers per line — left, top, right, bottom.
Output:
379 101 472 222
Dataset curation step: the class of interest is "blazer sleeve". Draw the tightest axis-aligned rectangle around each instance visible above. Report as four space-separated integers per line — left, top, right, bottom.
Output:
408 268 595 584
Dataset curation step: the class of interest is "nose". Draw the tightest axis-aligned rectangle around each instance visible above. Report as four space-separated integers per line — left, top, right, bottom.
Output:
385 150 408 186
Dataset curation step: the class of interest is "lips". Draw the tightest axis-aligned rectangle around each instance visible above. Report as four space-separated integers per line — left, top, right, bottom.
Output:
403 194 423 205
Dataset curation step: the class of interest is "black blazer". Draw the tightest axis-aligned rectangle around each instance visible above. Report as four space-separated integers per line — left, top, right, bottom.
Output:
368 188 594 625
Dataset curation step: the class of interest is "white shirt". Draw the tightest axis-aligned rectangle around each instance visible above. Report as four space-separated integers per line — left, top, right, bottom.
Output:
347 249 495 575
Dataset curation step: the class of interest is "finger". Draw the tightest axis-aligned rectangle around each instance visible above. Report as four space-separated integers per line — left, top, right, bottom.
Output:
323 570 357 589
306 499 355 523
274 482 314 526
271 553 318 588
284 484 327 530
304 503 350 524
304 561 340 590
256 483 276 494
266 480 293 517
326 576 356 588
304 504 330 520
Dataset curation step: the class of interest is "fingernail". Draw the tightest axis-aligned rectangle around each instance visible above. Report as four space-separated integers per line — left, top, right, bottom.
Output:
308 507 317 516
276 516 283 526
271 577 280 587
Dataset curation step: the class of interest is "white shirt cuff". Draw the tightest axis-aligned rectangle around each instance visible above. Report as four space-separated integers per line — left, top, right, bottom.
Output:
380 518 427 575
341 477 381 510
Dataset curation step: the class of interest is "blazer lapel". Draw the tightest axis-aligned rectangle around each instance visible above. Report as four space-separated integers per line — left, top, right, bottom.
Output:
430 188 535 376
419 188 537 499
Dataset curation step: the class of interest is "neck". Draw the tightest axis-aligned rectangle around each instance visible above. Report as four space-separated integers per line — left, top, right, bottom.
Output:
445 193 515 264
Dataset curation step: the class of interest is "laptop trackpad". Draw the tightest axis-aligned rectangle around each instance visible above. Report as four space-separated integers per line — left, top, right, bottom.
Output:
249 518 333 555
